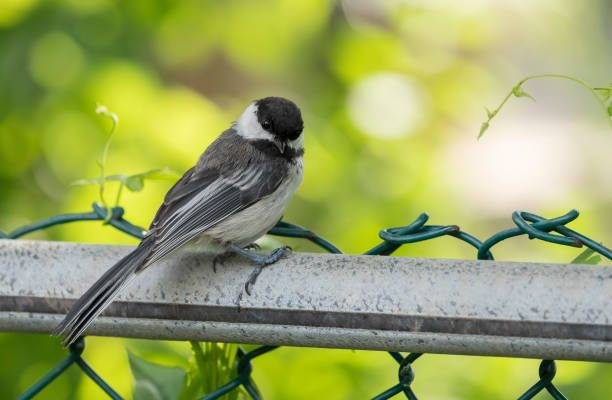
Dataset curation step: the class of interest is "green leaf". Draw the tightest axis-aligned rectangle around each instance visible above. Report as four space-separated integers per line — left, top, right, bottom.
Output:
570 248 601 265
477 121 489 139
72 174 127 186
484 107 495 119
72 178 103 186
594 87 611 102
139 167 181 181
512 85 536 101
128 350 187 400
178 342 246 400
74 168 179 191
587 254 602 264
123 168 180 192
126 175 145 192
177 358 204 400
128 167 181 181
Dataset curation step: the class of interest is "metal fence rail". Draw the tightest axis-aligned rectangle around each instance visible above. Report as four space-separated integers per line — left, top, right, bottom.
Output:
1 239 611 361
1 203 611 400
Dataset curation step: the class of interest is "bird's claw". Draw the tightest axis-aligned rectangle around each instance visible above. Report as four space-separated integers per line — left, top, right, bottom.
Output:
269 245 292 260
242 246 292 297
244 264 262 296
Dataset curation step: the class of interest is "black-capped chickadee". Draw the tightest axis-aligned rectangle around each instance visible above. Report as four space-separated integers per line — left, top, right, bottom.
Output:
53 97 304 346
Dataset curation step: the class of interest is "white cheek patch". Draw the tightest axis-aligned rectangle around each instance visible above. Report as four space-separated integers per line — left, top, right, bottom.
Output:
235 103 275 141
287 133 304 150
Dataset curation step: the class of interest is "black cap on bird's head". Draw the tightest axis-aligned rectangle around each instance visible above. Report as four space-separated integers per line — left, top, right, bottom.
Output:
255 97 304 143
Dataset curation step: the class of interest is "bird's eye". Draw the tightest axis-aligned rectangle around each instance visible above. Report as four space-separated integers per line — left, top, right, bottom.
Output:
261 120 271 130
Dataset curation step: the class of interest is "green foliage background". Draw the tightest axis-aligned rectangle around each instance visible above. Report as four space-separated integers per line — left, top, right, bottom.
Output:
1 1 611 399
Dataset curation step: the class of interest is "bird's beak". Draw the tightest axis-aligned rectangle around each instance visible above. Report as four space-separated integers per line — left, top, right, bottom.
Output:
273 138 286 154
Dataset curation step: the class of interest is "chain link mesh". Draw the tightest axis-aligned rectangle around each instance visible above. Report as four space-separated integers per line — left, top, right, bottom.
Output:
4 202 610 400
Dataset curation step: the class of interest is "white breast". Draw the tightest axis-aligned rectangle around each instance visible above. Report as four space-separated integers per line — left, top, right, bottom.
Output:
200 159 304 249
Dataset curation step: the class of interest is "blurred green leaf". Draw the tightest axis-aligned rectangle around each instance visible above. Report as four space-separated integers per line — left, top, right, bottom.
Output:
177 356 205 400
484 107 496 119
128 350 187 400
72 174 127 186
593 87 611 101
179 342 245 400
478 121 489 139
72 168 179 192
126 175 145 192
133 167 181 181
570 248 601 265
608 103 612 117
125 168 180 192
512 85 536 101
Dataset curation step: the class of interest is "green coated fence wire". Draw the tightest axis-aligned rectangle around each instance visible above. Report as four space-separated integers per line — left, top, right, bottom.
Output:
516 360 568 400
4 202 611 400
17 338 122 400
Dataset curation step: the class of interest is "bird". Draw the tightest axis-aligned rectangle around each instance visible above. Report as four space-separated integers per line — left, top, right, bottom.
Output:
52 96 304 347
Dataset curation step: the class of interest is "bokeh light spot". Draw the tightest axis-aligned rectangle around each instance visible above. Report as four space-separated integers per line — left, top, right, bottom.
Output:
439 121 584 216
348 72 427 139
28 31 84 88
154 3 216 66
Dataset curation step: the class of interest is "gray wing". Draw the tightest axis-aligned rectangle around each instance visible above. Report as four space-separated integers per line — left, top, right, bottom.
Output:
141 161 286 268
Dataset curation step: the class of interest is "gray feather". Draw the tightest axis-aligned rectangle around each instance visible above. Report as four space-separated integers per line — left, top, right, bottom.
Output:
52 236 155 346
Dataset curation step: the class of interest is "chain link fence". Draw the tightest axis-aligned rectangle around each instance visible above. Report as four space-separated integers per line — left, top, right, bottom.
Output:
2 202 611 400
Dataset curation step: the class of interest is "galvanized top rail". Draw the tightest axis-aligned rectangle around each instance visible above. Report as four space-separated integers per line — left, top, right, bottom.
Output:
1 238 610 362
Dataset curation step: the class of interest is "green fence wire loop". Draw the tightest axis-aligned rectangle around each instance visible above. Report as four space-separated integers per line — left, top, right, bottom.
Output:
268 221 342 254
371 353 421 400
6 204 612 400
512 210 582 247
2 202 145 240
476 209 611 260
397 353 421 400
517 360 568 400
379 215 459 244
91 203 147 240
365 213 493 259
521 211 612 260
17 338 123 400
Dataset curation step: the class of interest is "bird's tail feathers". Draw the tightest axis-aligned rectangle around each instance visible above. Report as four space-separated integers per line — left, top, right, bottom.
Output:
52 237 155 347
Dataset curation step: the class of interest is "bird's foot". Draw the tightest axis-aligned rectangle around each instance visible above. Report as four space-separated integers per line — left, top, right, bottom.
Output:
243 246 291 295
229 244 292 301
